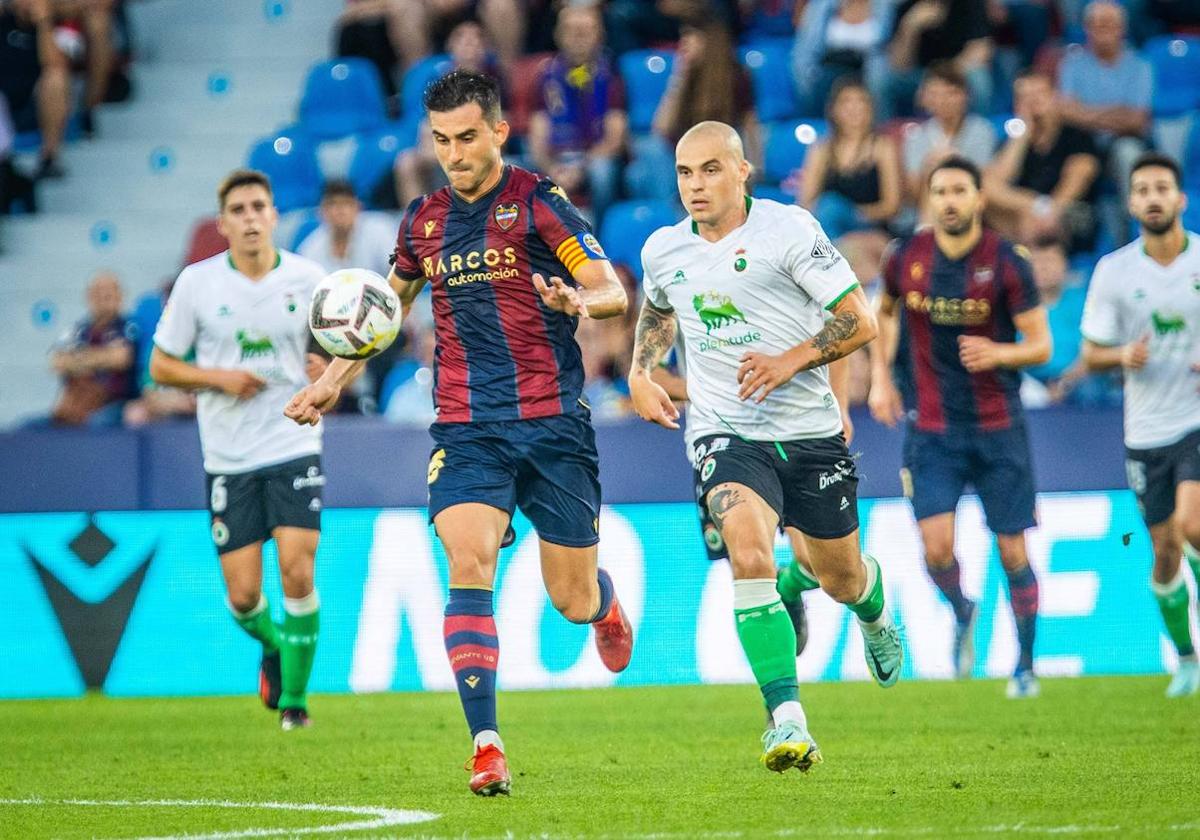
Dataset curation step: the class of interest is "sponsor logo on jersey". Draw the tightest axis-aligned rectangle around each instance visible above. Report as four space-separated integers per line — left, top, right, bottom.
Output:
1152 310 1187 336
236 330 277 361
292 465 326 491
548 184 570 201
818 459 854 491
423 248 520 287
810 236 836 261
904 292 992 327
668 269 688 286
693 291 748 334
495 202 520 230
424 219 438 238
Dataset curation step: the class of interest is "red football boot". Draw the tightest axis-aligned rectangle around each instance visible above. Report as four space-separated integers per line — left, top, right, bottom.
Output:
466 744 511 796
593 597 633 672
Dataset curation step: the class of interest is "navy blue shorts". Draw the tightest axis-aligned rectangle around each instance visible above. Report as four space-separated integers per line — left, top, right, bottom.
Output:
901 423 1036 535
427 414 602 548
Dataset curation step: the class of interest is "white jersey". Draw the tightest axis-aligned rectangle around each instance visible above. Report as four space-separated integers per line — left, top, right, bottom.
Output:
154 250 326 473
641 198 859 443
1080 232 1200 449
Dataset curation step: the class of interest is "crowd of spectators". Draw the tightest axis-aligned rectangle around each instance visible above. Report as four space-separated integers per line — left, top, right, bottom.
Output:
38 0 1200 426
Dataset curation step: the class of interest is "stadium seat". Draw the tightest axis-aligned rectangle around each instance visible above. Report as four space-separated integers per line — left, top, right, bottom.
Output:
598 199 681 277
401 54 454 118
299 58 388 139
740 40 798 122
1144 36 1200 116
763 119 826 184
990 113 1026 142
247 132 322 212
506 52 553 137
183 217 228 266
348 119 420 204
619 50 675 133
751 184 794 204
1182 117 1200 188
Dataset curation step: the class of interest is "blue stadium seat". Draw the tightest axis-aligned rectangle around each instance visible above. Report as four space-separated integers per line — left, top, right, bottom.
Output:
401 54 454 118
751 184 794 204
299 58 388 139
1184 201 1200 233
763 119 826 184
598 199 681 277
348 119 420 205
247 132 322 212
740 40 798 122
1183 117 1200 188
990 113 1027 143
1144 36 1200 117
619 50 675 133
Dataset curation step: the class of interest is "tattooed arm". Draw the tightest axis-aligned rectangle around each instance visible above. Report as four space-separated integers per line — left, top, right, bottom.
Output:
737 287 877 404
628 299 682 429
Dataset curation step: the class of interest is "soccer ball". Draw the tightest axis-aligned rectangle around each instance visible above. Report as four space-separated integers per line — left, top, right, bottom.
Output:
309 269 402 360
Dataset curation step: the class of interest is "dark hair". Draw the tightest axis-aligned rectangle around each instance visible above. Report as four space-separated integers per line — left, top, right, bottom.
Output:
217 168 272 209
923 61 967 92
1030 233 1066 252
422 69 502 123
928 155 981 189
320 179 357 201
1130 151 1183 188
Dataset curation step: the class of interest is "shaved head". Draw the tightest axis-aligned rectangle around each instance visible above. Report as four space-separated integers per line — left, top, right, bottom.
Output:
675 121 751 236
676 120 745 163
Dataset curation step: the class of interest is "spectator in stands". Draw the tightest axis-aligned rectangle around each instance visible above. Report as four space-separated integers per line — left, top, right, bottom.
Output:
334 0 412 103
884 0 992 119
47 271 137 427
122 278 196 427
299 179 396 277
983 69 1101 253
1058 0 1151 230
791 0 893 117
1022 235 1091 404
628 17 759 200
837 234 880 406
391 0 523 73
800 78 902 260
53 0 118 137
903 61 996 209
393 20 493 206
382 321 436 425
0 0 71 179
0 91 35 217
528 3 627 224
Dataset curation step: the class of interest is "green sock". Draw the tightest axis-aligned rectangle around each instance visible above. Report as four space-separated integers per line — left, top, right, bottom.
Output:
230 595 279 653
279 592 320 711
777 560 821 603
1153 569 1195 657
734 579 798 713
848 555 886 625
1185 543 1200 588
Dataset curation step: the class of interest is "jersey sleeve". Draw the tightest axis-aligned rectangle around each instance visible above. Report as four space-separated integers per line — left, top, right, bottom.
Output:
639 233 673 312
153 269 197 359
1079 259 1122 346
531 177 609 277
783 207 860 310
389 199 423 280
1000 243 1041 315
881 238 905 300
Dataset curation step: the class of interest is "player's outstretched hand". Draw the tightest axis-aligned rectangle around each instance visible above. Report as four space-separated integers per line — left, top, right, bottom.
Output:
737 351 797 403
629 373 681 430
1123 335 1150 371
285 380 341 427
958 335 1002 373
533 272 590 318
868 377 905 427
217 370 267 400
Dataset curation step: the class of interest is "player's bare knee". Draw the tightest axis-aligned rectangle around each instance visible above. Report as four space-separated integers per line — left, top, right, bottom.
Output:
280 566 314 599
727 546 776 580
817 567 861 604
226 587 261 614
445 550 496 587
1152 539 1182 582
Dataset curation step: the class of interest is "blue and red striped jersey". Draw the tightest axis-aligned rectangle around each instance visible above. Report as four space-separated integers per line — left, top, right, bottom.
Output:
390 165 607 423
883 228 1040 433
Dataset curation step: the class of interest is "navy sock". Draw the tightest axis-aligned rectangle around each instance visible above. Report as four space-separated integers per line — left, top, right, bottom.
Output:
444 587 499 737
928 558 974 623
1005 564 1039 673
588 568 615 623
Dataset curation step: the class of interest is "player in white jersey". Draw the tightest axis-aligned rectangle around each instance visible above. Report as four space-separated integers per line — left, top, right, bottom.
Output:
150 169 329 728
629 121 902 773
1080 152 1200 698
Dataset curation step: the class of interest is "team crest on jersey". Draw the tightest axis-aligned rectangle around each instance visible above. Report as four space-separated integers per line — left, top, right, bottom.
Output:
495 203 520 230
734 248 748 272
424 219 438 238
582 233 606 258
285 294 297 313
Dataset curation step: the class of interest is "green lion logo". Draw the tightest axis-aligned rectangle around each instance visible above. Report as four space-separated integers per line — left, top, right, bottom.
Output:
236 330 276 360
692 292 747 334
1151 311 1186 336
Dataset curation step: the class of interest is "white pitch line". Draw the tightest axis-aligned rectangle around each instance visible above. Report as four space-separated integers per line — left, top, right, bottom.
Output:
0 797 439 839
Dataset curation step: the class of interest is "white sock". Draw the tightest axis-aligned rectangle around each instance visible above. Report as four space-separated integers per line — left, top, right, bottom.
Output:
733 578 780 610
855 556 890 632
771 700 808 729
474 729 503 751
284 589 320 616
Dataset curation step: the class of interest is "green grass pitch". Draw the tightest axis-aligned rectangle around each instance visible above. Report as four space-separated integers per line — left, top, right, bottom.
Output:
2 677 1197 839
